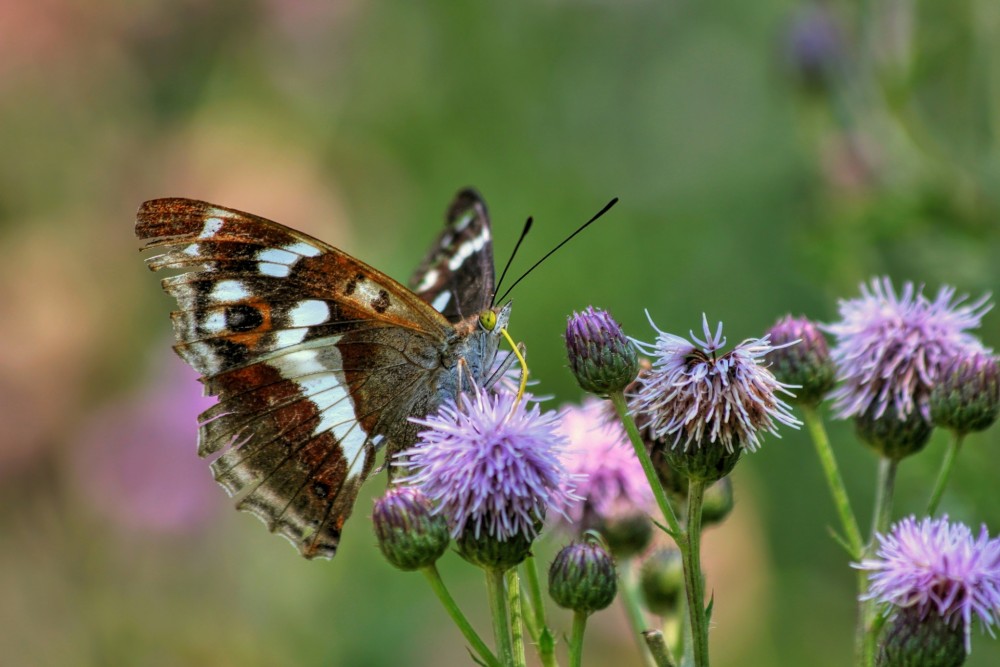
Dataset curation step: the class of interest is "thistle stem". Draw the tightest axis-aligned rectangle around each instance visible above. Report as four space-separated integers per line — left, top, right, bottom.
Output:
486 568 515 667
506 569 527 667
871 457 898 544
609 391 682 537
522 557 558 667
926 432 965 515
683 478 710 667
421 565 501 667
524 556 547 640
618 559 659 667
802 406 864 559
609 390 708 666
858 457 899 667
569 611 588 667
642 630 678 667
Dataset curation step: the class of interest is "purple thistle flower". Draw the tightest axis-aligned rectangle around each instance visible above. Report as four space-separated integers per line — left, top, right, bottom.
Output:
394 388 576 542
856 515 1000 652
630 314 801 453
825 277 992 423
555 398 655 529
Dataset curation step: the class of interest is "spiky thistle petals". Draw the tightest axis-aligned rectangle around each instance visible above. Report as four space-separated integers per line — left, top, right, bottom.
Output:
395 388 575 543
630 314 801 454
856 516 1000 652
825 277 992 423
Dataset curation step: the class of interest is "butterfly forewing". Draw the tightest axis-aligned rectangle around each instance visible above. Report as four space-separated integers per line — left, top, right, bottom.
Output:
136 198 464 559
409 188 495 322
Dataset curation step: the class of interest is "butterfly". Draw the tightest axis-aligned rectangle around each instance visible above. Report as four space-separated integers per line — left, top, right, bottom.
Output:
136 189 511 559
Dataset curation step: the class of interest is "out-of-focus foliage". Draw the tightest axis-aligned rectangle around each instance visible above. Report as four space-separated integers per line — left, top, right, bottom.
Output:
1 1 998 665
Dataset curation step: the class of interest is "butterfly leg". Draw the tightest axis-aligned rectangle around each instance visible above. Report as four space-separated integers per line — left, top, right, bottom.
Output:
484 343 524 392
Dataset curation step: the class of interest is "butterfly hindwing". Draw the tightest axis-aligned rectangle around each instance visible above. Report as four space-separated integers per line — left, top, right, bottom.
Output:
409 188 495 322
137 198 465 559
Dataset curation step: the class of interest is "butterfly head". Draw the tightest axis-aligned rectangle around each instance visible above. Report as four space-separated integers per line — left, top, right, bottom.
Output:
479 301 512 334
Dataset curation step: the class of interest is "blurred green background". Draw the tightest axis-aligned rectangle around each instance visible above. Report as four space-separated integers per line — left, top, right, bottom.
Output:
2 1 999 665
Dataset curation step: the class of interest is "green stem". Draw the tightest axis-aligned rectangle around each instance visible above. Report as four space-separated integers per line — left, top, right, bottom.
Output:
871 457 898 544
858 457 899 667
521 558 558 667
524 557 547 641
569 611 588 667
618 560 659 667
642 630 678 667
486 568 515 667
926 432 966 515
683 479 709 667
609 391 682 537
506 569 526 667
422 566 501 667
803 407 865 558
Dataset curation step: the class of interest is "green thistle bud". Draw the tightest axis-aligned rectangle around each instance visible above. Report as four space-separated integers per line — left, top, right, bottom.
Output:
765 315 836 406
930 351 1000 435
877 606 966 667
659 437 742 483
592 512 653 560
639 548 684 616
565 306 640 396
701 477 735 527
854 406 933 461
549 541 618 613
372 486 450 571
456 517 539 571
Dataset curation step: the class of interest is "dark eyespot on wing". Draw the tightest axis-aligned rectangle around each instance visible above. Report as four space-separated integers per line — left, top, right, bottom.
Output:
226 304 265 332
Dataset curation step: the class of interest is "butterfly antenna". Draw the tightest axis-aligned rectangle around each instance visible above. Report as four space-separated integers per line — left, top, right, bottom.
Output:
492 216 533 307
495 197 618 304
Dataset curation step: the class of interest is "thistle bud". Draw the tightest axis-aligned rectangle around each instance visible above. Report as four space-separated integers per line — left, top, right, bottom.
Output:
566 307 640 396
930 351 1000 435
373 486 450 571
785 6 844 95
854 407 933 461
877 606 965 667
639 548 685 616
659 438 743 483
701 477 735 527
456 517 539 572
765 315 836 406
549 541 617 613
593 512 653 560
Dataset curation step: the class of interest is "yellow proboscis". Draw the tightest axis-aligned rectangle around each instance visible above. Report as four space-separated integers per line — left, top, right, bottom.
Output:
479 309 528 405
500 327 528 405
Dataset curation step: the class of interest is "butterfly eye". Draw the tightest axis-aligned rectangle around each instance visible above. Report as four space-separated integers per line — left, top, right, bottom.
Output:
479 310 498 331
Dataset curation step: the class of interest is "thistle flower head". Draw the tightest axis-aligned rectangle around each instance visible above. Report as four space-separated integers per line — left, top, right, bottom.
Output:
395 388 575 543
555 399 654 527
856 515 1000 653
554 399 655 556
565 306 640 396
630 313 801 454
826 277 992 423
